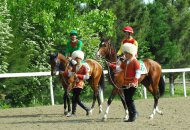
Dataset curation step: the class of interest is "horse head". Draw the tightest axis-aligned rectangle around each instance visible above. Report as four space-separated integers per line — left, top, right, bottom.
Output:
49 52 69 76
97 39 117 62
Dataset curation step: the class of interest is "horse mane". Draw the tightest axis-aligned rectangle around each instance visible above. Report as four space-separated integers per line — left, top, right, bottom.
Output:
57 53 68 63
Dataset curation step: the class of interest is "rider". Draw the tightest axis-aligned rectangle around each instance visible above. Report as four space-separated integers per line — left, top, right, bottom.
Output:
65 50 91 117
65 30 83 57
117 26 138 60
65 30 83 66
109 43 140 122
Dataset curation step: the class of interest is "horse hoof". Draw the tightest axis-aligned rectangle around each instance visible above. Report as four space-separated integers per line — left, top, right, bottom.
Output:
99 109 103 114
102 117 107 122
86 110 92 116
123 117 129 122
102 115 107 122
64 111 68 115
149 114 154 119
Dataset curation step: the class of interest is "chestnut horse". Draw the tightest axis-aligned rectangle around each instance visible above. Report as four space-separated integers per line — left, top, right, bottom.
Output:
49 52 105 115
97 39 165 121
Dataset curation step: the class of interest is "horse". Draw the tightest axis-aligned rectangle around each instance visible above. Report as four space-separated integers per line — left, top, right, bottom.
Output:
49 52 105 115
97 39 165 121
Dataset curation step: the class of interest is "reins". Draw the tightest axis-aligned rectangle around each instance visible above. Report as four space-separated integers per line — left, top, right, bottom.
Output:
105 60 121 90
56 54 72 88
102 42 126 90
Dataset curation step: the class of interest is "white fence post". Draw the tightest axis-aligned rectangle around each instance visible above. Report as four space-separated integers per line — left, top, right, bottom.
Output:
143 86 147 99
49 76 55 105
170 83 175 96
182 72 187 97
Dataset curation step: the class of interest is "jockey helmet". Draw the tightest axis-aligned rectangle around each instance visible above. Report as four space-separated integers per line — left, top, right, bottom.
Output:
121 43 137 56
70 30 78 36
72 50 84 60
122 26 134 34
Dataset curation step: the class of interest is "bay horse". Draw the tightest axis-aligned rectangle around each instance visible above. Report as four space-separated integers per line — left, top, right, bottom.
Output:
97 39 165 121
49 52 105 115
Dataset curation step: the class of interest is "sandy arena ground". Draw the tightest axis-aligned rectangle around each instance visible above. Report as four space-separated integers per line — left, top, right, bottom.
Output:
0 97 190 130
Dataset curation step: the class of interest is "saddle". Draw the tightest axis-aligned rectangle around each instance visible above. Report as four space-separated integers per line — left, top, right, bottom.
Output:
138 60 148 74
81 61 91 72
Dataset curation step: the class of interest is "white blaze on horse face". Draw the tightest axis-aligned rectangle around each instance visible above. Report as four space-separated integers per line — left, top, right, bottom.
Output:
97 42 105 57
97 51 100 56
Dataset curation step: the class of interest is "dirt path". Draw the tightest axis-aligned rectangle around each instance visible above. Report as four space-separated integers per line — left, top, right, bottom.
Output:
0 97 190 130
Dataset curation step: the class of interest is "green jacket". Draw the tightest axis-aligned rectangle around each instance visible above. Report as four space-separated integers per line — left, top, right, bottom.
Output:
65 39 83 56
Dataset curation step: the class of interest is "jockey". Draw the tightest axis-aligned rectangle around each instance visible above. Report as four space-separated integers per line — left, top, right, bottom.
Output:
65 50 91 117
65 30 83 66
117 26 138 60
65 30 83 57
109 43 140 122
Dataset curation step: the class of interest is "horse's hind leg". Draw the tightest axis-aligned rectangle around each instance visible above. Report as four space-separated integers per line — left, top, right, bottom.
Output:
90 87 103 113
148 81 163 119
149 96 163 119
97 92 103 113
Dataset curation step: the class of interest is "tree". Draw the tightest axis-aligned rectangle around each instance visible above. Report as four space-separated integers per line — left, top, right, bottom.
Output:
0 0 13 73
2 0 116 107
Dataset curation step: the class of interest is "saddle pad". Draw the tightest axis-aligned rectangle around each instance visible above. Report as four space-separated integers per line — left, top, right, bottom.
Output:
81 61 91 72
138 60 148 74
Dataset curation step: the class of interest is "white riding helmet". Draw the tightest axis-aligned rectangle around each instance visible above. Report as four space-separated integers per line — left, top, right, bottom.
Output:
72 50 84 60
122 43 137 56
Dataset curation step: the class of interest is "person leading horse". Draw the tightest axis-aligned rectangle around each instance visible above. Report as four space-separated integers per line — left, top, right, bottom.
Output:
108 43 140 122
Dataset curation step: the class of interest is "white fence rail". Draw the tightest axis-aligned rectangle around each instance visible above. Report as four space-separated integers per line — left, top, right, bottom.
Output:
0 68 190 105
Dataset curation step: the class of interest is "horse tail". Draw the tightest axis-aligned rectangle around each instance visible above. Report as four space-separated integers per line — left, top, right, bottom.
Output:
159 75 165 97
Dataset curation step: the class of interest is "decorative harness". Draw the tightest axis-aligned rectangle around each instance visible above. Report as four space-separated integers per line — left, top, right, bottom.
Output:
54 55 70 87
99 41 124 89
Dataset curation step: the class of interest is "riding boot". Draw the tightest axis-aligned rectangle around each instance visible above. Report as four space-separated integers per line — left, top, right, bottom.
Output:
72 102 77 115
78 101 91 115
126 101 137 122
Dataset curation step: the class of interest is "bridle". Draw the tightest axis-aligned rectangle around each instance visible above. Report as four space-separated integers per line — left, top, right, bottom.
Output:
98 40 117 64
53 54 71 87
98 41 122 89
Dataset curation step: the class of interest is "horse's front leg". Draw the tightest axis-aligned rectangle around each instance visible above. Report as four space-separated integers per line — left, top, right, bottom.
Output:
63 91 68 115
149 96 163 119
63 90 71 115
102 88 119 121
118 91 128 121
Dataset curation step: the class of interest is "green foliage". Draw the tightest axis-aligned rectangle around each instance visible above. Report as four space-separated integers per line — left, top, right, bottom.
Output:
0 0 13 73
1 0 190 108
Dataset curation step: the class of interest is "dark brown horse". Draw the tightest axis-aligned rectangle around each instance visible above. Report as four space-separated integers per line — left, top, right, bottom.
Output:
49 52 105 115
97 39 165 120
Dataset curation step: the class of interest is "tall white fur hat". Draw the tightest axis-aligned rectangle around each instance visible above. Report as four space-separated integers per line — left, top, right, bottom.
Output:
72 50 84 60
121 43 137 56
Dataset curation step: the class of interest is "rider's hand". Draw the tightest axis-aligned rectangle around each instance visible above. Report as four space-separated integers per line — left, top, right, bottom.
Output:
119 57 125 61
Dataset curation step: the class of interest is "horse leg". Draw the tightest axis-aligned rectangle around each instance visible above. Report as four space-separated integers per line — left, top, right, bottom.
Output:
66 91 71 114
149 95 163 119
141 76 162 119
97 91 103 113
90 86 102 114
102 88 118 121
63 89 71 115
118 91 128 121
148 77 163 119
63 91 68 115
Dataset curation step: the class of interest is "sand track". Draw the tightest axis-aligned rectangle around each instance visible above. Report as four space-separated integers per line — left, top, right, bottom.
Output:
0 97 190 130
